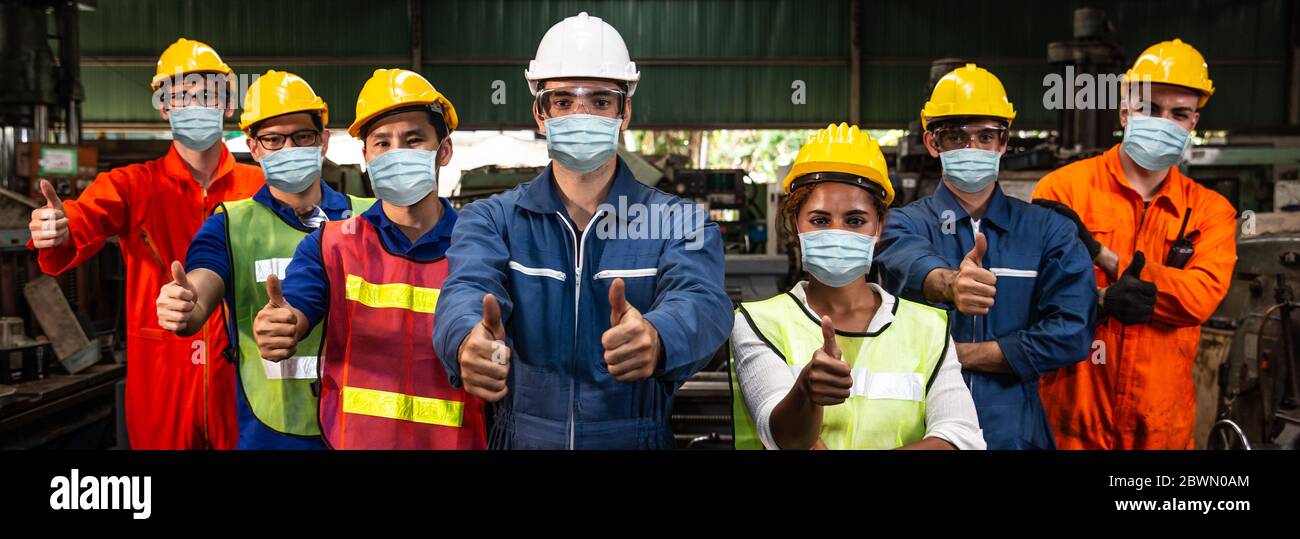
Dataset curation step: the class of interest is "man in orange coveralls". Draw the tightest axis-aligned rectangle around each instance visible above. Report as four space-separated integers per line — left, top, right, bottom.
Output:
1031 39 1237 449
26 38 263 449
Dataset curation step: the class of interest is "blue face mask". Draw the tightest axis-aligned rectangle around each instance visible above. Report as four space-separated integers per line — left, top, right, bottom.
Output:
799 229 877 288
543 114 622 173
366 147 439 207
259 146 322 194
1122 114 1191 171
940 148 1001 193
168 107 224 151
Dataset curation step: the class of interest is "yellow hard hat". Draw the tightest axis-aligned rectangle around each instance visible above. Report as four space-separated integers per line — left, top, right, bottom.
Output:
151 38 234 91
238 70 329 132
920 64 1016 130
1124 38 1214 108
782 123 894 205
348 69 459 139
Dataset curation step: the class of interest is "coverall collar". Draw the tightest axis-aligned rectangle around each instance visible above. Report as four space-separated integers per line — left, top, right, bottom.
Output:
516 156 642 216
161 142 237 188
1102 145 1188 213
932 180 1013 232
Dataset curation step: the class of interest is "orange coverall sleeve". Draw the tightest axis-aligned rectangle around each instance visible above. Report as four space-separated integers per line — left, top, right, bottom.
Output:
33 169 132 275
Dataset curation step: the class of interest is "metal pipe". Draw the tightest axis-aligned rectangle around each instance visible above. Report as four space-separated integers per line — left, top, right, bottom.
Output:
59 0 82 145
407 0 422 72
33 104 48 143
848 0 861 126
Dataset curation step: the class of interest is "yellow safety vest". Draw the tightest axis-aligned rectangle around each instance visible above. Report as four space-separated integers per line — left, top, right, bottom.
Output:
730 291 949 449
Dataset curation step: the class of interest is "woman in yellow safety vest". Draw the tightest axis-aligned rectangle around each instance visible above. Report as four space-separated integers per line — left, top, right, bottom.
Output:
729 123 985 450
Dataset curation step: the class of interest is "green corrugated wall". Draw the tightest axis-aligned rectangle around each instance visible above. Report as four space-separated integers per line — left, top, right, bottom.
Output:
76 0 1294 130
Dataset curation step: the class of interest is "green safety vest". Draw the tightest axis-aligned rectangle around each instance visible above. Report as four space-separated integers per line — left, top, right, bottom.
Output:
730 291 949 450
222 195 375 436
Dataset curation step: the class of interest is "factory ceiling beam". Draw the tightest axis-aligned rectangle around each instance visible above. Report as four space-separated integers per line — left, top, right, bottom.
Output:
82 56 852 67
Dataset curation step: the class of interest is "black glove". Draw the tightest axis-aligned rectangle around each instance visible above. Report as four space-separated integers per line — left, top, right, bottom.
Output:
1103 251 1157 325
1034 198 1097 262
1033 198 1102 260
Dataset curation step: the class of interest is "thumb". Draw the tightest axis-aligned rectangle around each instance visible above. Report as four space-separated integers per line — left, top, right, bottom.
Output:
481 293 504 338
40 180 64 211
1123 251 1146 279
265 273 286 307
820 315 841 359
609 278 630 326
170 260 192 289
964 232 987 266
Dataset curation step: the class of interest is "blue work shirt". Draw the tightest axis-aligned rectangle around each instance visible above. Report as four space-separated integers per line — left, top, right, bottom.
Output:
186 182 356 450
432 158 732 449
876 181 1097 449
280 196 458 328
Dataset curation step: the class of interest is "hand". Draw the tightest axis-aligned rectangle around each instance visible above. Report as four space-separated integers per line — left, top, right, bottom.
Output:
952 233 997 316
601 278 661 383
796 315 853 406
1102 251 1157 325
1033 198 1102 260
156 261 198 333
253 274 300 361
29 179 69 248
457 293 510 402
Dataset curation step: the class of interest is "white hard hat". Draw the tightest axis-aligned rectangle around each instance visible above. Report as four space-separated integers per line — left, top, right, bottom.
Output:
525 12 640 96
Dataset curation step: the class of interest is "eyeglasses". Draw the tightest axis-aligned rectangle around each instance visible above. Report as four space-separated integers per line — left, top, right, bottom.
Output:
930 124 1009 151
536 86 627 118
165 85 230 110
253 130 322 151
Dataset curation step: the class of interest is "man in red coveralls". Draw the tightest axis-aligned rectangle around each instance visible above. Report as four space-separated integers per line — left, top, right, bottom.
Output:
26 38 264 449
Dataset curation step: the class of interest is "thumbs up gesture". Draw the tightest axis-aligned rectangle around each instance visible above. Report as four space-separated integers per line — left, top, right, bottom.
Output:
1102 251 1158 325
253 274 301 361
952 232 997 315
601 278 662 383
797 315 854 406
457 293 511 402
156 261 199 333
29 179 69 248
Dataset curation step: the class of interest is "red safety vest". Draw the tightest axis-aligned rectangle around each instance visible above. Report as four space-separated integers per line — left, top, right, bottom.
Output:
317 215 486 449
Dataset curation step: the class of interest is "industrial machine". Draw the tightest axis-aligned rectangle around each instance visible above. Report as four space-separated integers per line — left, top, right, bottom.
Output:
1208 215 1300 450
0 0 125 449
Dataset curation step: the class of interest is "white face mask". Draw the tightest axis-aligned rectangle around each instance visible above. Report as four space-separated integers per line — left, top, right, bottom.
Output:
799 229 877 288
366 144 442 207
259 146 322 194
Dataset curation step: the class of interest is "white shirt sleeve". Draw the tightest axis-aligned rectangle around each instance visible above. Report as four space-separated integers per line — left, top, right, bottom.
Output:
730 310 797 450
922 337 987 450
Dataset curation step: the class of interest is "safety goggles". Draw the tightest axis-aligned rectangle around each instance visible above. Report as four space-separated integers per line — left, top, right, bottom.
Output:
930 124 1009 152
535 86 627 119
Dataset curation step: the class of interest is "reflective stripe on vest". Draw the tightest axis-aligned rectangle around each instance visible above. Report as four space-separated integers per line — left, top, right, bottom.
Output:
729 291 949 450
223 195 374 437
341 386 464 427
343 274 439 313
318 215 486 450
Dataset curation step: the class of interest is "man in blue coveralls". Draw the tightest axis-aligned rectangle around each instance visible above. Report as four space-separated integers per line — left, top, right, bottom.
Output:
431 12 732 449
876 64 1097 449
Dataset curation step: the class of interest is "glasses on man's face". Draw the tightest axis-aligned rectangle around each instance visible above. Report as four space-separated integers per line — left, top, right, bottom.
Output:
167 87 227 110
254 130 321 151
931 124 1009 152
536 86 626 118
